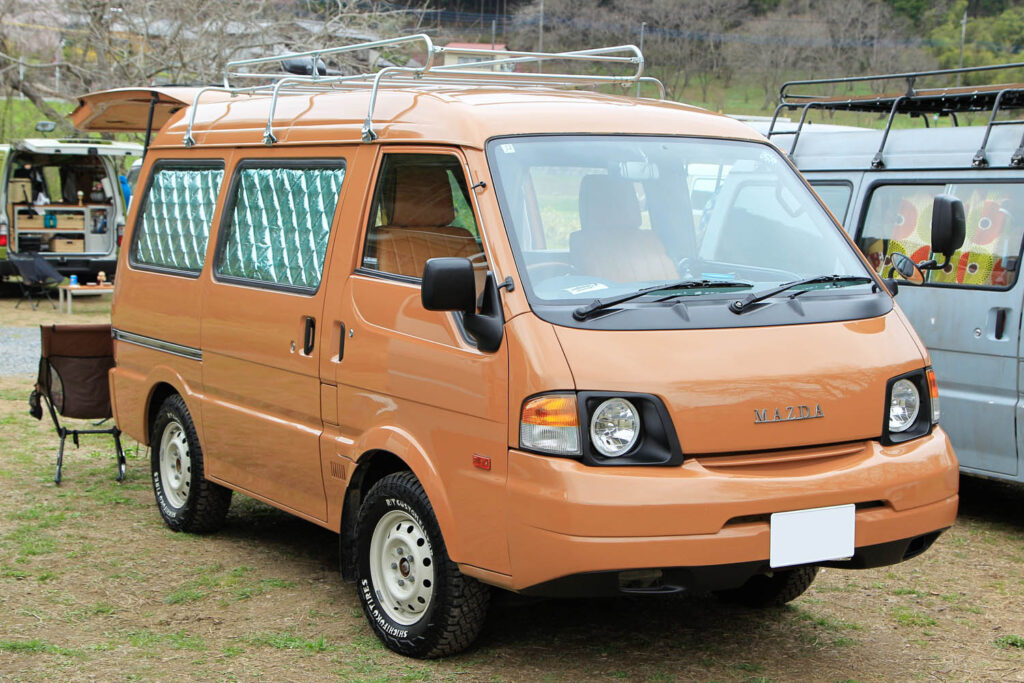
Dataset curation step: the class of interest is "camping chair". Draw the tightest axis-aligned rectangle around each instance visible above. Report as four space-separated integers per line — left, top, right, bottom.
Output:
28 324 126 484
9 253 62 310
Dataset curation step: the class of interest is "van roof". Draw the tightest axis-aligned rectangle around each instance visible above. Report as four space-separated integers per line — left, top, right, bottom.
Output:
147 87 762 150
13 138 143 157
769 123 1024 171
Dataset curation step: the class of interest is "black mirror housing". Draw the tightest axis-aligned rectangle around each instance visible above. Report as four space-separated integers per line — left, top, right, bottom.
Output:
422 257 476 313
281 57 327 76
931 194 966 260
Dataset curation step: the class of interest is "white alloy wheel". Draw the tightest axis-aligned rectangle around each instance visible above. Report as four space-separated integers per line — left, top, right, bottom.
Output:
369 509 436 625
159 419 192 508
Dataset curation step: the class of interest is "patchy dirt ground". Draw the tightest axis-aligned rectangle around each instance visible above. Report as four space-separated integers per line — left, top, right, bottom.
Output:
1 301 1023 682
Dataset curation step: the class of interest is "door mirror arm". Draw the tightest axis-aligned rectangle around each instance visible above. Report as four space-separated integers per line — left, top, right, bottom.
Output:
462 271 505 353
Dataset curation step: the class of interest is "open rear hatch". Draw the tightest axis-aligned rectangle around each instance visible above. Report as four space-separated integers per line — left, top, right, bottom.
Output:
70 87 210 134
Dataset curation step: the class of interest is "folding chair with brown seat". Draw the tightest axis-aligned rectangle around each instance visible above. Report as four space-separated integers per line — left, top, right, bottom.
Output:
569 174 679 282
28 324 126 484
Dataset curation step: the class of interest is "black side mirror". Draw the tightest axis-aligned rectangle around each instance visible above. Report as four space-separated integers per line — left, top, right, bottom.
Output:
930 194 966 265
422 257 476 313
281 56 327 76
421 257 505 353
889 253 924 286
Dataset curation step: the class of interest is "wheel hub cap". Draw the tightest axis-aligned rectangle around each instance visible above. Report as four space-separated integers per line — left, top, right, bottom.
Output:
159 420 191 508
369 509 435 625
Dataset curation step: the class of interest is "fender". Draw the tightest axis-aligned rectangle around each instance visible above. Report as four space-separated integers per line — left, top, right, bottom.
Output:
111 359 203 446
346 424 463 563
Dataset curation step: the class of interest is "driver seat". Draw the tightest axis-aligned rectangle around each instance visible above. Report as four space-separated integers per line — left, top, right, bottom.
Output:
569 174 678 282
373 166 481 279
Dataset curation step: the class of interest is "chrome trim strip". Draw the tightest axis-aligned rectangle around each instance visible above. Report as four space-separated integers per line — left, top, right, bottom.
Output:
112 329 202 361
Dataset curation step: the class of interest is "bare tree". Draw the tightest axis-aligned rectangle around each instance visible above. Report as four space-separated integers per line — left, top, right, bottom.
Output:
0 0 419 133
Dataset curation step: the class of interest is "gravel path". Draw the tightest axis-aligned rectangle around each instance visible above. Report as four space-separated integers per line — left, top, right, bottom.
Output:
0 327 40 376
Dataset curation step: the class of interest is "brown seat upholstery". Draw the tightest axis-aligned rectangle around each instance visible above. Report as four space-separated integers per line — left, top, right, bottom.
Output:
374 166 481 278
570 174 678 282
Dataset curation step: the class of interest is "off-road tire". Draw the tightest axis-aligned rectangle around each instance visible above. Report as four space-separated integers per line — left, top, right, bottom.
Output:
150 394 231 533
715 566 819 608
355 471 489 658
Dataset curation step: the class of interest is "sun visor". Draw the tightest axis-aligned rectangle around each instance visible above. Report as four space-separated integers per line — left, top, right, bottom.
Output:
70 87 219 133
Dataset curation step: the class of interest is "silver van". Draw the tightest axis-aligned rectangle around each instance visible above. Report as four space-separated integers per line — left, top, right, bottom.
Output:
756 63 1024 485
1 137 142 280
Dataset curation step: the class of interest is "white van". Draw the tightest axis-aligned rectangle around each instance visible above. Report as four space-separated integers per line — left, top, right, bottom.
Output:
1 137 142 280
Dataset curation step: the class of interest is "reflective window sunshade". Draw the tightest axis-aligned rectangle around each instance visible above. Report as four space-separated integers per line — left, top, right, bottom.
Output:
133 167 224 272
218 166 345 290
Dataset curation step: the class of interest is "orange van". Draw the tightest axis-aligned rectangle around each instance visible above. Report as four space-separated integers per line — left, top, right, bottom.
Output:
72 36 959 658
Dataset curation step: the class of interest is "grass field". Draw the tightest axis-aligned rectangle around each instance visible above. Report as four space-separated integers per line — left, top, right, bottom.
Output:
1 299 1024 681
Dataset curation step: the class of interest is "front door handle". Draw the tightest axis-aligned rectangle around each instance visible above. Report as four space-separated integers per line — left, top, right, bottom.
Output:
303 316 316 355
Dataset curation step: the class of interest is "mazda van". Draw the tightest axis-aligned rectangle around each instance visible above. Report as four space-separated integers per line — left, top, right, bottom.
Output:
71 37 959 658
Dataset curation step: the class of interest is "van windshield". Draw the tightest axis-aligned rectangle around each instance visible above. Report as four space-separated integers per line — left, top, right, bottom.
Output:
487 136 872 315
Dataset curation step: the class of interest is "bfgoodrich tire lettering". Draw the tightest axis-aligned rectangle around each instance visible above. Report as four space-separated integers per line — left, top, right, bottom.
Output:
355 471 489 658
150 394 231 533
715 565 819 608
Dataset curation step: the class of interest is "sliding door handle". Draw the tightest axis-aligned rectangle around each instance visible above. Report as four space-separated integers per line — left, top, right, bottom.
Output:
303 316 316 355
338 322 346 362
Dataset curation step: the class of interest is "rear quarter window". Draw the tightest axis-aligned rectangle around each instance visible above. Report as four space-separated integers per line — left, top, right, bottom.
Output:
131 163 225 274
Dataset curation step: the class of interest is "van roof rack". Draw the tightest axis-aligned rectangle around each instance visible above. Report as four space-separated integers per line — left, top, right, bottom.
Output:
183 34 665 147
767 61 1024 168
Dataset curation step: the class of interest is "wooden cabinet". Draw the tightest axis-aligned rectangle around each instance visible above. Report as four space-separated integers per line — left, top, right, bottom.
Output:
12 204 112 254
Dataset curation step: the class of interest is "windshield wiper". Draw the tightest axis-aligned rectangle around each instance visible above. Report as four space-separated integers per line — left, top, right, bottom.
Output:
728 275 875 314
573 280 753 321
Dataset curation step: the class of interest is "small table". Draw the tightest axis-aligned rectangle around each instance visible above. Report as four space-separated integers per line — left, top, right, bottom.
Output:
59 284 114 314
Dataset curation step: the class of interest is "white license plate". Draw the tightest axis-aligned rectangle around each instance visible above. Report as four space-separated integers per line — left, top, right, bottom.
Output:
770 504 855 568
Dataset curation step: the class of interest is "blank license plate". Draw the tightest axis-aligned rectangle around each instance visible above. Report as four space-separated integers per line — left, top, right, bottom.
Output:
770 504 855 568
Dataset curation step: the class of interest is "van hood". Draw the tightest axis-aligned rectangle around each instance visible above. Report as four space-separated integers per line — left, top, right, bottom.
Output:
553 311 924 454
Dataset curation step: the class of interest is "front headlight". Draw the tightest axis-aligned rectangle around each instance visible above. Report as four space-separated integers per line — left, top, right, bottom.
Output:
589 398 640 457
889 378 920 433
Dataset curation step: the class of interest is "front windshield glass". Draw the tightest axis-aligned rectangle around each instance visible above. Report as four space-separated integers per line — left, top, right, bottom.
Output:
487 135 871 305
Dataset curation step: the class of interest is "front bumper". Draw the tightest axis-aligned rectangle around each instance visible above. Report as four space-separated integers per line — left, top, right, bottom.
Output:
506 429 958 592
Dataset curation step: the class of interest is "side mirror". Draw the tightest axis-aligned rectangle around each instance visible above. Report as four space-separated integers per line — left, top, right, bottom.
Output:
422 257 476 313
421 257 505 353
930 194 966 264
35 121 56 133
890 253 924 286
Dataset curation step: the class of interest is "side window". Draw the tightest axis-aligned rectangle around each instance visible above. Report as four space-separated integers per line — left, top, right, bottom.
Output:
810 182 853 225
361 154 485 279
860 183 1024 288
132 164 224 273
216 163 345 291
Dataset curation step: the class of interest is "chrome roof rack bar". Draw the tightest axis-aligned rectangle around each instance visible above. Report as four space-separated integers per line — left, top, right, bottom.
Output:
185 35 661 146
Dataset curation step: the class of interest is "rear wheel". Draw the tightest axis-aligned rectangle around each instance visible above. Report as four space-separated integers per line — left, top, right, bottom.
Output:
150 394 231 533
715 566 819 608
355 471 489 658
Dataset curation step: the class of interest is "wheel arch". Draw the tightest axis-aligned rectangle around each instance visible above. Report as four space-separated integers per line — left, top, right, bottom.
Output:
338 437 459 581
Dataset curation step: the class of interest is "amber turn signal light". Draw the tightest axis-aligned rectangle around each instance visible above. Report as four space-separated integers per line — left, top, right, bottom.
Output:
520 394 581 456
926 368 940 424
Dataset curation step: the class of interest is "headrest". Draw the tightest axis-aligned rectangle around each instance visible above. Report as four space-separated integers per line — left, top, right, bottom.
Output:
389 165 456 227
578 174 641 234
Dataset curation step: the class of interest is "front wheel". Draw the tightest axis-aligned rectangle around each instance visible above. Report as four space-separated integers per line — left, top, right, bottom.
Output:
355 471 489 658
715 566 819 608
150 394 232 533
